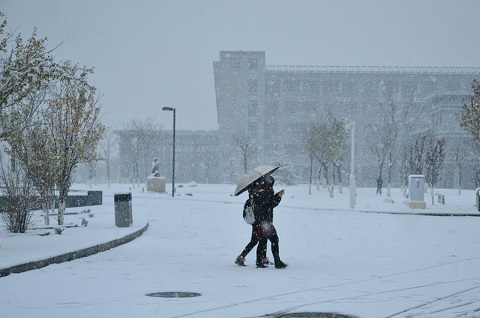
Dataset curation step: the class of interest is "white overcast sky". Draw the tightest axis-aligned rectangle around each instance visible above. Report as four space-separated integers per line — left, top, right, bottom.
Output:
2 0 480 130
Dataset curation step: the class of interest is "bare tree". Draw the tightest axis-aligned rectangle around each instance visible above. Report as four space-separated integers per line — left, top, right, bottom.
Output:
366 85 424 196
98 128 118 188
425 138 446 205
122 118 163 186
232 129 252 174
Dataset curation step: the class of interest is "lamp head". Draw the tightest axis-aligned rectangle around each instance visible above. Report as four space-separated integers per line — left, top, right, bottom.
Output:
162 107 175 111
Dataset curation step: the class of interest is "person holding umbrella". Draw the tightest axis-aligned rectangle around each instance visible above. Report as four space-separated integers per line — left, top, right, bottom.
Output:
233 165 286 268
234 183 269 267
253 175 287 269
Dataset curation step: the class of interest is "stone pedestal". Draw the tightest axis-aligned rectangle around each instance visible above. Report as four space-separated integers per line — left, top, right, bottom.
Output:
146 176 166 193
407 201 427 209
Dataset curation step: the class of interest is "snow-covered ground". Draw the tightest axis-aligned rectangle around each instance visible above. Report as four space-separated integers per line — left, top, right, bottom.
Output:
1 182 479 318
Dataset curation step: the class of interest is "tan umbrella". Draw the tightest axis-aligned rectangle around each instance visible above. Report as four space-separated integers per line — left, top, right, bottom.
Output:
233 165 279 196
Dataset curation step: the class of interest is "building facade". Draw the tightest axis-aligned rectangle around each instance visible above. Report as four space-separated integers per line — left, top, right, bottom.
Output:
213 51 480 188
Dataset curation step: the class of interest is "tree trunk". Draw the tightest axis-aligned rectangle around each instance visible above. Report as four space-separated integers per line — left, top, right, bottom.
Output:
316 167 321 190
328 185 334 198
430 185 435 205
107 162 111 189
42 202 49 225
458 169 462 195
337 164 343 193
323 163 329 189
387 162 393 197
308 157 313 195
57 197 66 225
50 198 55 222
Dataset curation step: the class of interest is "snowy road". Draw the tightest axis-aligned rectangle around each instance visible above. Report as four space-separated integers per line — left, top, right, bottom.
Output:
1 184 480 317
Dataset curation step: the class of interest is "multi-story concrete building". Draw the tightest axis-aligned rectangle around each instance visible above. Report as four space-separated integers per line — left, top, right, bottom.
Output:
213 51 480 188
114 51 479 189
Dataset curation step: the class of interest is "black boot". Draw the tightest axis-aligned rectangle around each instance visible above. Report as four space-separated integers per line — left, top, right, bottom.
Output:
275 260 288 269
256 262 268 268
235 255 245 266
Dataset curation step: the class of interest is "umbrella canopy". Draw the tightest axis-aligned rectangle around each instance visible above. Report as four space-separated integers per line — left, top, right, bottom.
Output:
234 165 279 196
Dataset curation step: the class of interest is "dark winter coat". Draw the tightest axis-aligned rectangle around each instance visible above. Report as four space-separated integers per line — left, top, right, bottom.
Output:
252 188 282 223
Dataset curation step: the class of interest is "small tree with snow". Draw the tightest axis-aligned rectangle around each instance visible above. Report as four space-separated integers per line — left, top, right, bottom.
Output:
0 13 62 111
459 79 480 148
1 95 58 225
408 135 427 175
0 154 37 233
44 63 105 225
304 118 347 197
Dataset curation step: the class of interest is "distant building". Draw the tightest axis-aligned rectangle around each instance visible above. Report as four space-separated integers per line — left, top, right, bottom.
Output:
115 129 220 184
213 51 480 188
114 51 480 188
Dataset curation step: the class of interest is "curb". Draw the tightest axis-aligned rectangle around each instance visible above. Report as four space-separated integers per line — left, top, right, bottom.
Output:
0 223 149 278
360 210 480 217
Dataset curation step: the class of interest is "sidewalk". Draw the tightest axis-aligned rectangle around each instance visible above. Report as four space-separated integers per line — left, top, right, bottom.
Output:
0 187 151 276
0 222 148 277
1 184 477 277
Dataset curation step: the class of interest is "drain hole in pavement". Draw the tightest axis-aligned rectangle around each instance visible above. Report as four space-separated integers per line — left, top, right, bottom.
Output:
271 313 358 318
146 292 201 298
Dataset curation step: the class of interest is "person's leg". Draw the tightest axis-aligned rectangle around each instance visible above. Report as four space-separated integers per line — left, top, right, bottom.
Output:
269 232 287 269
236 228 258 266
270 233 280 262
256 237 268 268
240 230 258 258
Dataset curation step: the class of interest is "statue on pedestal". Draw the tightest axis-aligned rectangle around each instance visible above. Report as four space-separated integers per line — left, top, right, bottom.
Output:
151 158 160 177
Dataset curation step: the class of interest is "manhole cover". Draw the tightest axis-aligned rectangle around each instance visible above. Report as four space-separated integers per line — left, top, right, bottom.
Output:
146 292 201 298
272 313 357 318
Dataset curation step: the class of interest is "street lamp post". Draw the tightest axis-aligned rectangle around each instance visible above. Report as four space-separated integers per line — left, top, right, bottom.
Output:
162 107 176 197
345 121 356 209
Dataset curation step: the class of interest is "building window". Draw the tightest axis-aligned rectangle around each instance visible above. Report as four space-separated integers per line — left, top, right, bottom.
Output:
248 101 257 117
248 122 257 134
266 101 278 113
284 79 299 92
324 80 338 95
303 81 319 93
266 80 281 94
304 101 317 113
249 79 258 94
285 100 297 112
229 58 241 69
265 122 278 135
